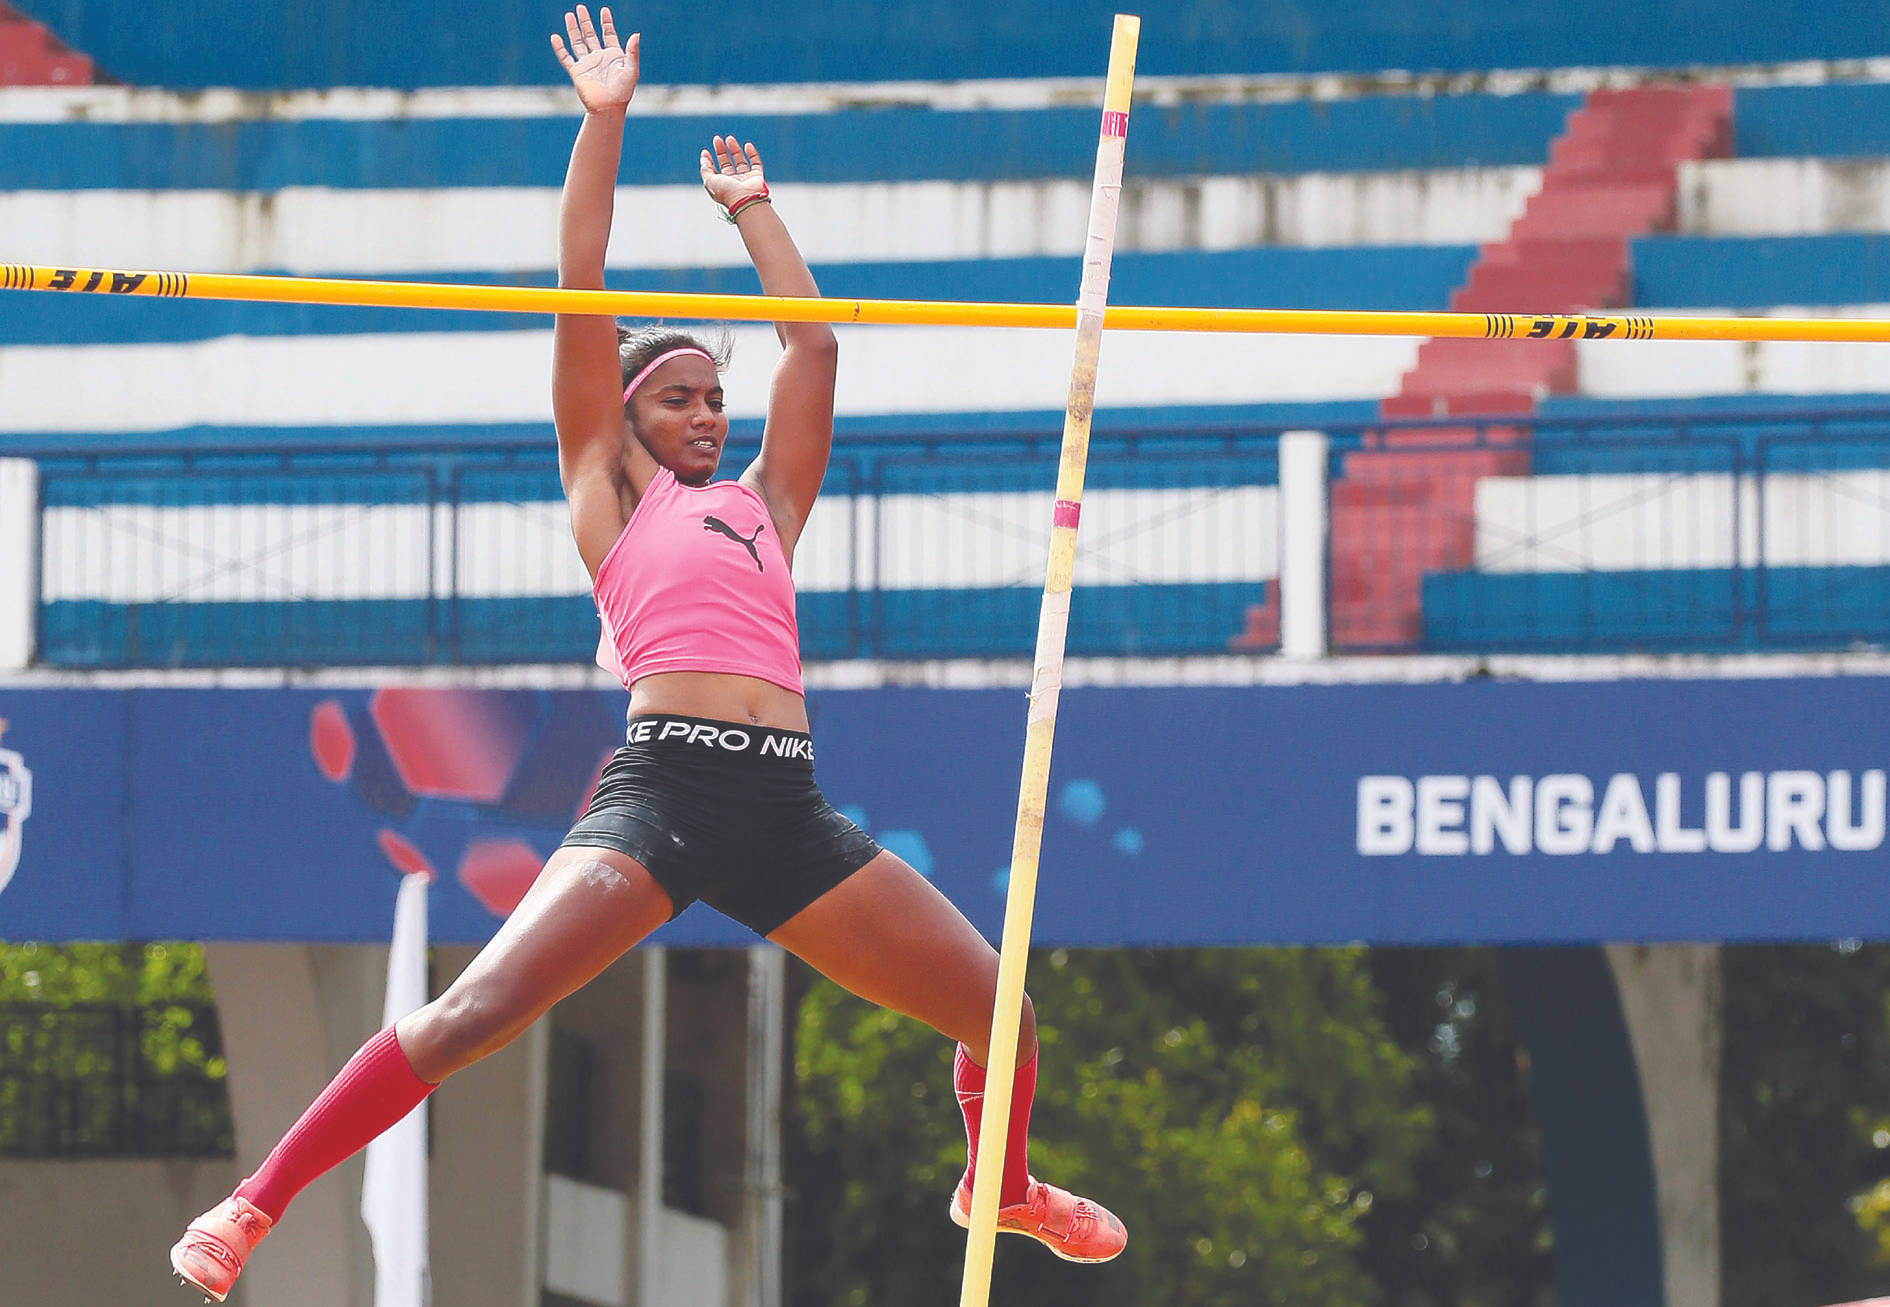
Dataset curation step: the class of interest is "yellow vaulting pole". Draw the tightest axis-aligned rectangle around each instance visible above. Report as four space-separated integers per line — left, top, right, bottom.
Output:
13 261 1890 343
957 15 1138 1307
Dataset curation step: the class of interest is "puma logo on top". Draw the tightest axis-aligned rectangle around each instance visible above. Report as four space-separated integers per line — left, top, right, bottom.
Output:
703 515 765 571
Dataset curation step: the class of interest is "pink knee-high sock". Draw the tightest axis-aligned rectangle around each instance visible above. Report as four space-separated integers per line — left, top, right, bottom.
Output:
235 1026 437 1222
954 1042 1036 1207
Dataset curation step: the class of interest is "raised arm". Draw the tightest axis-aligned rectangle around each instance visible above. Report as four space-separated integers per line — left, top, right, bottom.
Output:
701 138 839 558
549 6 653 576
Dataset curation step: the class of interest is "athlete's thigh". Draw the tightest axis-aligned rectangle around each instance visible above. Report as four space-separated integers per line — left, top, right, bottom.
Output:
767 850 1012 1053
437 843 674 1018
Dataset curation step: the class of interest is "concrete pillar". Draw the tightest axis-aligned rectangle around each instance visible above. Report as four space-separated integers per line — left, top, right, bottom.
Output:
428 944 549 1307
741 946 785 1307
1607 943 1723 1307
637 947 667 1307
209 941 553 1307
205 942 388 1307
0 1159 238 1300
1502 947 1664 1307
1278 429 1329 658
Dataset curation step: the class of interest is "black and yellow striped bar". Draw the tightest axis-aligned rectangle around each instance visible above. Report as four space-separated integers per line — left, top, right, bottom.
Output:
5 260 1889 343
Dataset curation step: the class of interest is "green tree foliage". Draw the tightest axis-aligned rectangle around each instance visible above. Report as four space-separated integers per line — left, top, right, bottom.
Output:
786 946 1433 1307
1722 942 1890 1307
1362 948 1553 1307
0 941 217 1006
0 942 230 1156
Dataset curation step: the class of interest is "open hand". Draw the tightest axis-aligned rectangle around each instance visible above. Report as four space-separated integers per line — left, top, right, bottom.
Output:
700 136 769 210
551 6 639 114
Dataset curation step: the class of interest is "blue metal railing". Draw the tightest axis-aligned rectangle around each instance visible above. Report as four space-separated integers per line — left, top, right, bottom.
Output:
24 403 1890 667
1374 406 1890 653
30 424 1284 668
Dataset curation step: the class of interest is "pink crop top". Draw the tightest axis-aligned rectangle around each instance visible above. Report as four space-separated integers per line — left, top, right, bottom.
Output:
592 466 803 696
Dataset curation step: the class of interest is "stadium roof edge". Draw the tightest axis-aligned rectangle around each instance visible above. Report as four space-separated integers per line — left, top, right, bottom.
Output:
2 56 1890 123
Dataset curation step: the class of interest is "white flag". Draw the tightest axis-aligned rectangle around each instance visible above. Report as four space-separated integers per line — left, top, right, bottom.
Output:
362 871 431 1307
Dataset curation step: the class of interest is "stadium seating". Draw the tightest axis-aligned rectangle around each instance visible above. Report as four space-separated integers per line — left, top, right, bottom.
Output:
0 1 90 85
1336 84 1733 645
4 0 1890 663
9 0 1889 88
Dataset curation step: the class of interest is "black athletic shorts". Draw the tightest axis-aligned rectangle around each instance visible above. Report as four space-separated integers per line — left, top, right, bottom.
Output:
560 714 883 936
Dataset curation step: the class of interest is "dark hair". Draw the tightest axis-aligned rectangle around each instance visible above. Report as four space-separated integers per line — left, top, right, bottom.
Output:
616 324 734 411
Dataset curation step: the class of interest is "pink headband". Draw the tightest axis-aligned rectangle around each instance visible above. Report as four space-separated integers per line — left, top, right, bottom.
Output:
622 346 716 404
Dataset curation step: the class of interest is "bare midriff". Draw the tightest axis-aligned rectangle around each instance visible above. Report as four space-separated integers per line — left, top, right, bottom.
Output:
626 669 810 731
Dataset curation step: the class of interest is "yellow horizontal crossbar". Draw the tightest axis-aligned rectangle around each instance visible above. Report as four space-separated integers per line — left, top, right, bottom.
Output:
7 261 1890 343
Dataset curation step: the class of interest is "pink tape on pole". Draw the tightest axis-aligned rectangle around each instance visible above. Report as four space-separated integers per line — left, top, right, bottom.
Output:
1053 499 1082 529
1101 110 1129 138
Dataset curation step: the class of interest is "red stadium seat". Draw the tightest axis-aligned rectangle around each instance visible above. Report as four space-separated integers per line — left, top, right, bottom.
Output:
0 3 94 85
1333 82 1734 647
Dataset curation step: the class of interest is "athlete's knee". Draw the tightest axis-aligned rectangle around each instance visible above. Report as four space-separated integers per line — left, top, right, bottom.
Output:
561 854 667 924
957 990 1036 1065
978 987 1034 1053
406 984 526 1078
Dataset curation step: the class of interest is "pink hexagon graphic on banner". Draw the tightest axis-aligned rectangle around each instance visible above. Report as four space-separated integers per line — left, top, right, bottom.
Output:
368 689 538 803
377 829 437 881
309 699 356 782
458 839 543 917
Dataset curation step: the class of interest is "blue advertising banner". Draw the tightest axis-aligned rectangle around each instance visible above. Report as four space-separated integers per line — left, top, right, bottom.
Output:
0 677 1886 946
